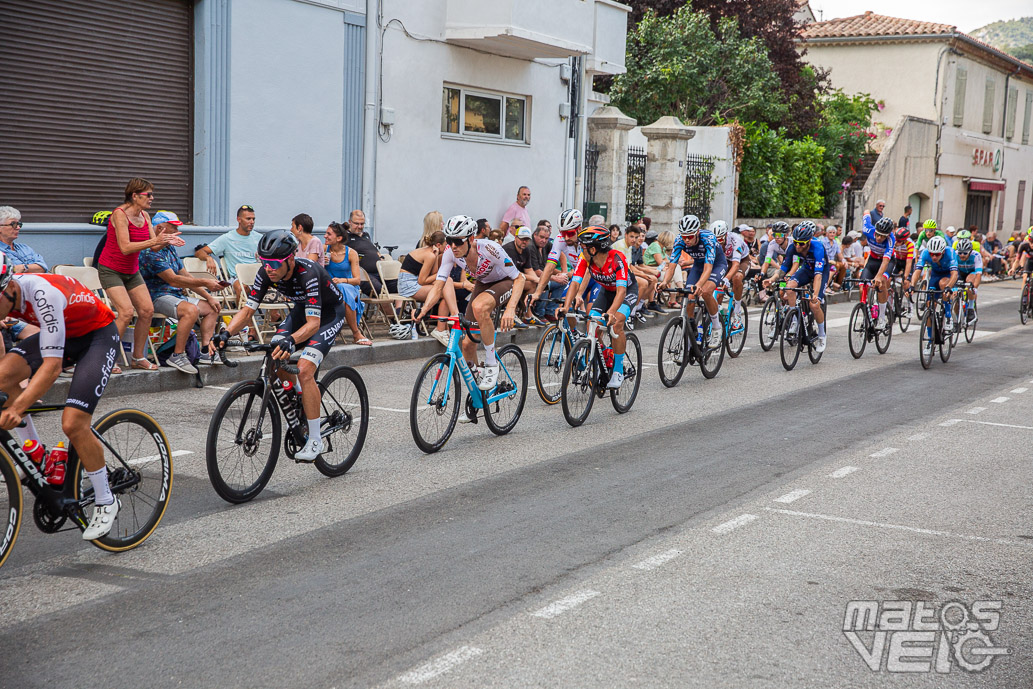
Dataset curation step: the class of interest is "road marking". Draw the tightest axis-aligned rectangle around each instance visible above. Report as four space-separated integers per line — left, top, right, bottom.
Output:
869 447 899 458
632 549 682 571
397 646 484 684
712 514 758 534
764 508 1033 548
939 419 962 427
129 449 192 466
907 433 929 442
1011 387 1028 394
990 397 1010 404
830 466 859 478
774 489 811 503
532 590 601 619
954 419 1033 431
966 407 986 414
206 385 231 391
370 405 410 413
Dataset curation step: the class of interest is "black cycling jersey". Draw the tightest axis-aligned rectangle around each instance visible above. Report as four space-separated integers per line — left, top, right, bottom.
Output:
245 257 342 318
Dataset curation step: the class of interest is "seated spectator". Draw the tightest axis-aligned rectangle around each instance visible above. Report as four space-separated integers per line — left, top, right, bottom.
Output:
0 318 40 357
611 225 632 258
642 230 666 270
0 206 48 273
608 224 621 245
194 204 260 301
140 211 224 371
588 214 606 227
619 226 657 315
529 221 552 274
841 235 864 277
396 229 451 345
290 213 324 264
475 218 491 240
324 222 371 346
983 231 1005 276
416 211 444 248
488 228 505 243
342 213 394 296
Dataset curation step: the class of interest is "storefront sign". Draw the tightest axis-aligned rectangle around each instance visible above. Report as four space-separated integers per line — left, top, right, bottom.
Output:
972 148 1002 173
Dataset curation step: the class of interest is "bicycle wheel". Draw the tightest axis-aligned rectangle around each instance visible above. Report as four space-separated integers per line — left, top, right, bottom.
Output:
780 310 802 371
483 345 527 436
940 318 954 363
73 409 173 551
561 339 597 427
1021 283 1031 325
698 317 725 379
725 304 748 358
534 325 568 405
897 289 912 333
847 303 867 359
206 381 281 503
0 451 23 570
964 302 978 343
758 299 778 351
914 280 929 317
410 353 461 454
314 366 369 477
919 309 935 369
875 304 893 355
657 317 688 387
611 332 642 413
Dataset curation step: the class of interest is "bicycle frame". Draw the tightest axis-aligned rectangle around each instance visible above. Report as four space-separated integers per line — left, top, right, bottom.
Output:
424 317 520 411
714 286 747 340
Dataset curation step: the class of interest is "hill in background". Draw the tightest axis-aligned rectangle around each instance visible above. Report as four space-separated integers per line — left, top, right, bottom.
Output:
970 16 1033 62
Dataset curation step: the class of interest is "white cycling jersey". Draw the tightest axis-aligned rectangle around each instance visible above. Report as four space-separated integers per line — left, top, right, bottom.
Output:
722 233 749 264
436 238 520 284
546 236 582 271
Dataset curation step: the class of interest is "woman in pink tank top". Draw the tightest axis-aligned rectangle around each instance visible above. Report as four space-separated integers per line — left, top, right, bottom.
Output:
98 177 181 371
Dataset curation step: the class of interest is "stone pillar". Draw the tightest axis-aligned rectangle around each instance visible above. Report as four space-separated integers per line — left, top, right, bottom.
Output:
642 116 695 233
587 106 637 226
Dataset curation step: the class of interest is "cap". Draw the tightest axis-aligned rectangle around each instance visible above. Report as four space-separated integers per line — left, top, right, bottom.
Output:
736 224 752 232
514 226 532 239
151 210 182 226
847 231 862 239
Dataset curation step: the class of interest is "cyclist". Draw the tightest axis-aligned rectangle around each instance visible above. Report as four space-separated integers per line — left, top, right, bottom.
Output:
860 216 896 330
763 221 829 353
914 219 944 253
888 226 916 317
910 235 959 334
1008 227 1033 286
211 229 347 461
0 255 122 539
528 209 583 318
712 220 748 323
954 237 983 324
418 215 524 391
758 221 790 301
558 226 636 389
658 215 727 348
953 228 981 255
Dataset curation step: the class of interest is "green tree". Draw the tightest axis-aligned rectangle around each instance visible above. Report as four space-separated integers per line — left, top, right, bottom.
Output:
812 89 878 215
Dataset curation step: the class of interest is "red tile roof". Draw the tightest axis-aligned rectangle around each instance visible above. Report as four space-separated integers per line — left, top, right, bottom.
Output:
800 11 955 39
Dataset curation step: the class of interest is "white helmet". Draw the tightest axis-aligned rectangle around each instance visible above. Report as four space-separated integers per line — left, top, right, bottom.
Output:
709 220 728 238
678 215 701 236
444 215 477 240
926 236 947 253
389 322 416 340
558 209 583 233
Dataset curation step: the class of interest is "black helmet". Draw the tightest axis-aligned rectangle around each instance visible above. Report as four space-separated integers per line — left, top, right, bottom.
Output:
257 229 299 260
875 217 895 234
772 221 790 235
793 222 816 242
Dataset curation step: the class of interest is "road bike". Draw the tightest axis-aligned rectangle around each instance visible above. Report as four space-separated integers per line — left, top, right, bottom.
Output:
779 286 824 371
1019 271 1032 325
206 343 368 503
955 282 978 344
844 278 893 359
757 281 787 352
559 310 642 427
915 287 958 369
532 298 584 405
715 283 749 358
890 276 913 332
409 315 527 453
657 288 725 386
0 394 172 570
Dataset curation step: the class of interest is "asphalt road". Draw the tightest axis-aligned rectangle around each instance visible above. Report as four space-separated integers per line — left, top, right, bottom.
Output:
1 281 1030 688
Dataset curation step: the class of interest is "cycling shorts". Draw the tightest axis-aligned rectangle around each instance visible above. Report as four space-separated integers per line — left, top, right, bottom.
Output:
860 255 889 281
926 270 954 291
278 301 348 368
465 278 514 322
788 265 829 302
887 257 909 276
11 321 120 415
686 261 727 288
591 287 638 319
959 269 980 283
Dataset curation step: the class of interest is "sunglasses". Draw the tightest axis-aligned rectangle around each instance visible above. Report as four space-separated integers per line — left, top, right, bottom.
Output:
238 205 255 212
794 240 810 246
136 192 154 198
1 222 23 229
929 252 944 259
260 257 288 269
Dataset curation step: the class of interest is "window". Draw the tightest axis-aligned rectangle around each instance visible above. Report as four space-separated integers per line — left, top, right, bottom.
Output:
1006 87 1018 140
441 85 529 143
982 77 995 135
952 67 966 127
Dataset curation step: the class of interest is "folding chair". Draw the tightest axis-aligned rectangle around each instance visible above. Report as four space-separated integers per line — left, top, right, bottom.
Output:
359 267 400 329
234 262 288 343
376 260 426 334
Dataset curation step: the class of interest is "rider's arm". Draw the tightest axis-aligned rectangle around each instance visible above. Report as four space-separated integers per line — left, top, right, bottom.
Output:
225 267 272 335
7 284 67 417
420 248 458 316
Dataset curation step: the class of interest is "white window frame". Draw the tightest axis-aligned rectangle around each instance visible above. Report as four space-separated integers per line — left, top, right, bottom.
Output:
442 84 530 146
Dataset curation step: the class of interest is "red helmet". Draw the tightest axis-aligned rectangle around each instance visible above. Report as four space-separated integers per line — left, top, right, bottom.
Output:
895 227 910 240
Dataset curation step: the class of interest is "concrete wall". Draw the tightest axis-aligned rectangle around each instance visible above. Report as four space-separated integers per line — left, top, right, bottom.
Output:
859 116 938 229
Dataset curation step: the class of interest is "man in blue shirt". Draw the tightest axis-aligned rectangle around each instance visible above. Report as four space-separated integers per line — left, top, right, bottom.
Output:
910 235 959 335
763 221 830 353
194 204 260 301
658 214 728 348
0 206 48 273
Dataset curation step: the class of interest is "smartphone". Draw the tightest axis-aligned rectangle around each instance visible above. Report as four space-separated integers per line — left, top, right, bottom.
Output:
217 280 232 288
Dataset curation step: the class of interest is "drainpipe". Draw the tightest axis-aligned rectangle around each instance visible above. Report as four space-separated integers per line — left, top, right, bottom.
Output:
361 0 380 238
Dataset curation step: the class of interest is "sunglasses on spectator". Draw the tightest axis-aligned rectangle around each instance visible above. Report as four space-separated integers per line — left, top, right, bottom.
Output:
0 222 23 229
259 257 288 269
238 205 255 212
136 192 154 198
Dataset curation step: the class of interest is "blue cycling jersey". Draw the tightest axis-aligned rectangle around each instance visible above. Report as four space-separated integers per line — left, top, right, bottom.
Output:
780 240 827 274
956 251 983 274
671 231 723 266
915 247 959 273
862 215 896 259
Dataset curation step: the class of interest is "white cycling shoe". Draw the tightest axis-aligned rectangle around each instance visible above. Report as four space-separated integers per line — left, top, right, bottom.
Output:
707 326 722 349
295 436 326 461
83 499 120 541
606 371 625 389
814 336 827 353
876 314 888 329
478 365 499 391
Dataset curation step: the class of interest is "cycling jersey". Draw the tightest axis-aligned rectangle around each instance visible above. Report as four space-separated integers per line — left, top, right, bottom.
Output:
246 257 342 319
915 247 959 274
9 274 116 358
546 236 582 271
914 229 945 252
764 240 788 265
721 233 749 264
572 250 636 292
953 238 982 254
437 238 520 285
862 215 896 259
670 231 724 266
891 238 915 261
779 241 827 274
956 251 983 274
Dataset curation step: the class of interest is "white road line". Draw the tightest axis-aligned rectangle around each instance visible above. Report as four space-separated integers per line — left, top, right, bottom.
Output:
129 449 192 466
764 508 1033 548
966 407 986 414
532 590 601 619
830 466 859 478
1010 387 1028 394
907 433 929 442
640 362 658 368
370 405 410 413
954 419 1033 431
939 419 962 427
397 646 484 685
774 489 811 504
712 514 758 534
990 397 1010 404
869 447 899 458
206 385 231 391
632 549 683 571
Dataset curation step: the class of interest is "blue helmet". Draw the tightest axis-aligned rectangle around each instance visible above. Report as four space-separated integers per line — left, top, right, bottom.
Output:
793 221 816 243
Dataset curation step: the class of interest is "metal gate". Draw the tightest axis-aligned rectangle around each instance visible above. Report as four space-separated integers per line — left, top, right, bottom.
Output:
626 146 646 222
583 143 599 206
684 154 715 224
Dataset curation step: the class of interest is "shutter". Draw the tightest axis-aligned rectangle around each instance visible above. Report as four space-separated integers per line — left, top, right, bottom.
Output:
1006 87 1018 140
952 67 967 127
1021 90 1032 146
982 77 995 135
0 0 193 223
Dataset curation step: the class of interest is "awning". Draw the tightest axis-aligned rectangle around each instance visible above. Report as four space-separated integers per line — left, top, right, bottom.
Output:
965 178 1005 192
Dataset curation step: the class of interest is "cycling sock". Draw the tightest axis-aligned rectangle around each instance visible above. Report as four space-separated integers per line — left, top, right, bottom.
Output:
87 467 113 506
15 414 40 445
613 353 624 375
483 342 498 366
710 313 720 327
817 321 826 337
307 417 322 445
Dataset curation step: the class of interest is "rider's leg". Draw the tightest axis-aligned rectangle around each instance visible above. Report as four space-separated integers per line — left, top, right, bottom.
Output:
731 271 744 311
470 292 498 366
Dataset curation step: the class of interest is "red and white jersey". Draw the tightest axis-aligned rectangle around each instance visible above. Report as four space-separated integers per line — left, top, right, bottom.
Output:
547 236 582 271
572 250 635 292
436 238 520 284
10 274 115 357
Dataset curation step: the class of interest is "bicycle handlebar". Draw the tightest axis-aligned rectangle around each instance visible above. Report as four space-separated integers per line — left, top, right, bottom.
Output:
429 314 481 344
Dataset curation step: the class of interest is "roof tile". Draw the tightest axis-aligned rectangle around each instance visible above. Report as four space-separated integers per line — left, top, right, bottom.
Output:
800 11 955 39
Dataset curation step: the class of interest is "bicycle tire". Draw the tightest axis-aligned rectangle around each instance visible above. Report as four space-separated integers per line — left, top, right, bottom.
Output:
964 302 978 343
657 317 688 387
897 289 912 333
949 300 962 348
919 309 935 369
758 299 778 351
0 450 23 570
1021 282 1031 325
534 325 568 405
875 303 893 355
847 303 867 359
410 353 461 454
940 322 953 363
725 305 748 358
611 332 642 413
561 339 597 427
206 381 281 503
74 409 173 551
780 310 802 371
314 366 369 477
483 344 527 436
698 317 725 379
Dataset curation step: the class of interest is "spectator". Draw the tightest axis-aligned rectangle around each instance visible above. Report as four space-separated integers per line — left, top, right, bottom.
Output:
504 226 539 327
290 213 324 264
641 216 652 231
488 228 505 243
898 204 912 230
825 224 846 289
983 231 1004 275
416 211 444 248
588 214 606 227
608 224 621 245
841 235 864 276
498 186 531 240
195 204 260 301
324 222 371 346
100 178 182 372
642 230 666 269
529 222 552 272
347 209 372 240
139 211 224 372
475 218 491 240
611 225 632 259
870 199 886 225
343 210 394 296
621 226 657 312
0 207 48 273
396 228 451 345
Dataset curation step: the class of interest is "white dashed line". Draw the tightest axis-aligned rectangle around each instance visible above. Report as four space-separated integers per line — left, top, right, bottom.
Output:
830 466 859 478
370 405 410 413
966 407 986 415
774 489 811 503
954 419 1033 431
632 549 682 571
712 514 758 534
990 397 1010 404
907 433 929 441
532 590 601 619
206 385 231 391
940 419 962 427
397 646 484 685
130 449 192 467
869 447 899 458
1011 387 1028 394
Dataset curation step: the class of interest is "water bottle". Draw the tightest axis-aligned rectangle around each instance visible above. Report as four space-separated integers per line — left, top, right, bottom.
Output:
282 380 302 416
23 439 45 466
44 442 68 485
603 347 614 370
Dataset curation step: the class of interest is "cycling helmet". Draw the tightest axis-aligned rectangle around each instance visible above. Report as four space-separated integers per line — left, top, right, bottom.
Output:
0 252 14 293
709 220 728 238
875 217 895 234
257 229 299 260
923 218 937 230
793 221 816 242
956 229 972 240
444 214 477 240
955 238 973 254
771 221 790 235
90 210 112 226
1027 226 1033 237
926 236 947 253
577 225 611 251
389 322 416 340
895 227 911 240
558 209 583 233
678 215 701 236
